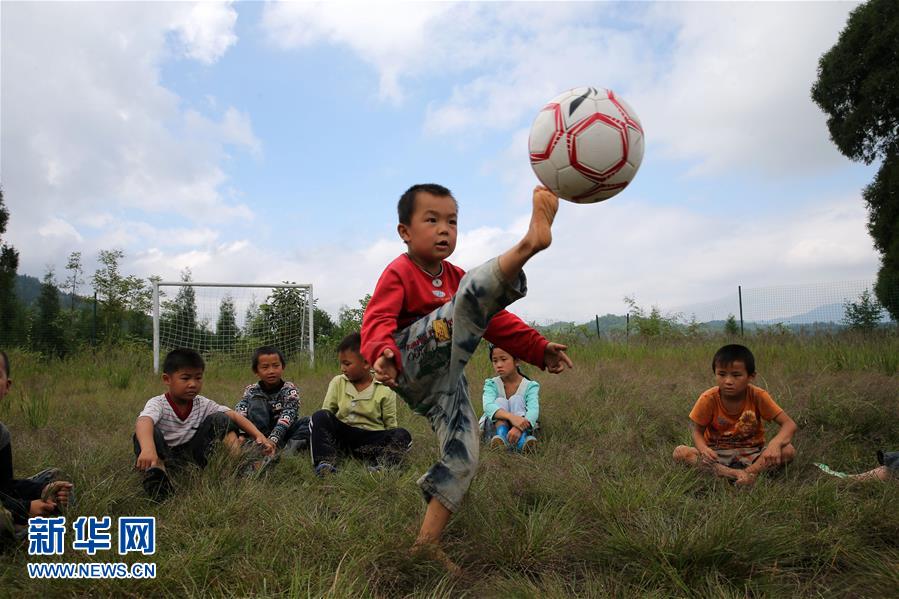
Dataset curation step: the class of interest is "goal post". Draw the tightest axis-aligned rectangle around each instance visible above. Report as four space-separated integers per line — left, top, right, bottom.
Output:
152 281 314 373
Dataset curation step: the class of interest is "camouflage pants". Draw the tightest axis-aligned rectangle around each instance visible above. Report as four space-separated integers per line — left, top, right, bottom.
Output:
393 257 527 512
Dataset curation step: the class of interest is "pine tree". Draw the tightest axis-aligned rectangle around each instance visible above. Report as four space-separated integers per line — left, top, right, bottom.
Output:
0 186 23 345
33 269 66 356
215 294 239 352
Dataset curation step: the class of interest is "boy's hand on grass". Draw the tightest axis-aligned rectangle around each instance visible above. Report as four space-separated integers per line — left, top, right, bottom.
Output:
374 349 398 387
761 444 782 466
29 499 58 517
256 436 276 456
135 450 158 471
544 342 573 374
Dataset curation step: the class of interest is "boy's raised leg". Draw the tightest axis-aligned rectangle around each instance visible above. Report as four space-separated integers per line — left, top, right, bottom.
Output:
496 186 557 284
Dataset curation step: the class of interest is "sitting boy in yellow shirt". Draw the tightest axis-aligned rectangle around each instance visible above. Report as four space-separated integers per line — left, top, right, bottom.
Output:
309 333 411 475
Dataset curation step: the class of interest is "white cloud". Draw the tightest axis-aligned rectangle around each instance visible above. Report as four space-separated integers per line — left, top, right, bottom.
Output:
633 2 857 176
262 1 454 102
169 1 238 64
1 1 254 276
263 2 856 176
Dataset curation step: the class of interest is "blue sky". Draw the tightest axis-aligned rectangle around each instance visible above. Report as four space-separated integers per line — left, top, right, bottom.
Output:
1 1 879 324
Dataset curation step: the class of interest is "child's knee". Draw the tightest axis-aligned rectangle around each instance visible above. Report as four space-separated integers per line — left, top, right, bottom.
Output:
672 445 696 463
781 444 796 463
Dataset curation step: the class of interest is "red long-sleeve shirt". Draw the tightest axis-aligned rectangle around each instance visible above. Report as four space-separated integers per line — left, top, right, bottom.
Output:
361 254 548 372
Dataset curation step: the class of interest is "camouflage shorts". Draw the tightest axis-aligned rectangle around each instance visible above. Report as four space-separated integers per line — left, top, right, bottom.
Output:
393 257 527 512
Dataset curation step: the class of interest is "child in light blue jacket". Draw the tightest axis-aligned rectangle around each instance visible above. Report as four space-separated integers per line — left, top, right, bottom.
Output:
481 345 540 452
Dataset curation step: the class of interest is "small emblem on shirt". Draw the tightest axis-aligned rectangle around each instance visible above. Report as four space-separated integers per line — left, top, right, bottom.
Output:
433 319 451 342
432 278 442 287
432 290 446 298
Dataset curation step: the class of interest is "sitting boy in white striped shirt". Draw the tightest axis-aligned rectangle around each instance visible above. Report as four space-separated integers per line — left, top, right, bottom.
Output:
133 348 275 500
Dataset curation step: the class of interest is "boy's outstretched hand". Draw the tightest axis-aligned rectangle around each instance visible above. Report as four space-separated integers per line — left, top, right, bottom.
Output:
544 342 573 374
374 348 399 387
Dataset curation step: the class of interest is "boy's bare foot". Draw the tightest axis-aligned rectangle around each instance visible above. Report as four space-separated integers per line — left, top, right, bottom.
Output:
497 186 559 283
410 541 462 577
734 470 757 487
524 185 558 254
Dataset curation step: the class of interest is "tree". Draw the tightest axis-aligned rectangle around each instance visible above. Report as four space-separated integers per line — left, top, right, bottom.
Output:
0 186 23 345
259 284 310 357
32 268 66 357
336 293 371 338
623 296 682 338
215 294 240 352
93 249 127 341
811 0 899 319
64 251 83 311
123 275 152 339
161 269 200 348
724 314 740 336
90 249 151 342
843 289 884 330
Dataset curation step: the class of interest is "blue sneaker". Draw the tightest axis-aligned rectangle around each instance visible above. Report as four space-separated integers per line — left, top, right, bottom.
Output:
490 424 510 449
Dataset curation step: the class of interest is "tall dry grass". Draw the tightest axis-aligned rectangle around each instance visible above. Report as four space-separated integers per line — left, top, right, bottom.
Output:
1 332 897 597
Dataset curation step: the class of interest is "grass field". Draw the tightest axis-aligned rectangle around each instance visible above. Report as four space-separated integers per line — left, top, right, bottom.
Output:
1 333 898 598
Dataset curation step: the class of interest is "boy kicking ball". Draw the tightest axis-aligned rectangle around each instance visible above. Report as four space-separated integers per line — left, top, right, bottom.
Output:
361 183 572 573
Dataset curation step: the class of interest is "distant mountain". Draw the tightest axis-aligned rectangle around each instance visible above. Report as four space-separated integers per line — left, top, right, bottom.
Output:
538 313 628 336
757 303 846 325
14 273 87 308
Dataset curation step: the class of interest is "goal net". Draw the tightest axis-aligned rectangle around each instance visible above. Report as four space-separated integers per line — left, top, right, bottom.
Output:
152 281 314 373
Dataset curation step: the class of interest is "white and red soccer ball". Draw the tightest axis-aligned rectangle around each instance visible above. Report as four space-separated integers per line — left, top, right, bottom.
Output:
529 87 644 204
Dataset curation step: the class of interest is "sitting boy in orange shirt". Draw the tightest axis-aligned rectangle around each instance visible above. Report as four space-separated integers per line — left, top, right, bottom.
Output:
673 344 797 486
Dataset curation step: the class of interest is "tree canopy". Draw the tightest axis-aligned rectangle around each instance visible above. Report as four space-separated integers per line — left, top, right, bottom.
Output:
812 0 899 319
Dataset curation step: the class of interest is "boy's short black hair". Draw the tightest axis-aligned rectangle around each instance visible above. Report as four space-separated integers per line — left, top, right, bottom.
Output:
397 183 455 225
162 348 205 375
337 332 361 355
252 346 286 371
0 350 9 378
712 344 756 375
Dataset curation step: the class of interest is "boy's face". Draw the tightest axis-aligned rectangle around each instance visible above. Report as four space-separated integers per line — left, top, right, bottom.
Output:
398 192 457 269
254 353 284 386
162 367 204 402
491 348 518 378
714 360 755 400
338 349 371 384
0 364 10 402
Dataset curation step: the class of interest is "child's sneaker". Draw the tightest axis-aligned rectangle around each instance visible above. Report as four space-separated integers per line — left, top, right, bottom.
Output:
315 462 338 478
521 436 538 453
29 468 63 487
490 435 508 449
142 467 173 501
491 424 510 449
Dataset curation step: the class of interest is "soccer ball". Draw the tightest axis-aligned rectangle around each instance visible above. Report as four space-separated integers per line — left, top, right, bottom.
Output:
529 86 644 204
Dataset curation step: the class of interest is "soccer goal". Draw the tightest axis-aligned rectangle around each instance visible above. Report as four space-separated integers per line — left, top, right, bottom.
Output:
151 281 314 373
